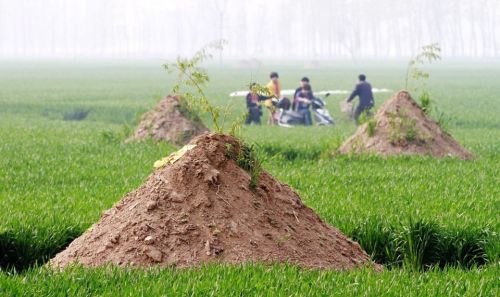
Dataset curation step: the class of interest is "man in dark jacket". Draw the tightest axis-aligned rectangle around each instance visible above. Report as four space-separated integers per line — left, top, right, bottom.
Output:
346 74 374 123
295 84 313 126
293 77 313 111
294 77 314 99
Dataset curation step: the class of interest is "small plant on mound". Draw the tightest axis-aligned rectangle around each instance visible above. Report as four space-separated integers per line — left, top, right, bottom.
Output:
163 40 227 133
163 40 268 135
387 111 420 145
225 142 262 189
236 143 262 189
405 43 441 92
387 112 404 145
358 111 377 137
405 43 439 116
404 119 417 142
366 118 377 137
405 43 455 131
164 41 267 187
419 90 432 115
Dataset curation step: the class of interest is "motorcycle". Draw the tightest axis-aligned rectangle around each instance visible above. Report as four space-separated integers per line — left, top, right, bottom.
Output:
277 93 335 127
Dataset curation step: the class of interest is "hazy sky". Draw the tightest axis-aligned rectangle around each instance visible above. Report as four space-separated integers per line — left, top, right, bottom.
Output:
1 0 498 59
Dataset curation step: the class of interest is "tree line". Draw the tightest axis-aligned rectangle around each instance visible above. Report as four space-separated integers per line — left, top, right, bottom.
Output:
0 0 498 58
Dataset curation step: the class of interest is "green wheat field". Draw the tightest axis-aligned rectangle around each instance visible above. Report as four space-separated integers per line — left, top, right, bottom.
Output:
0 60 499 296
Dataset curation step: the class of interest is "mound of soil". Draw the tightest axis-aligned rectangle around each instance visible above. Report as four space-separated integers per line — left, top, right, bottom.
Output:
130 96 208 145
51 133 378 270
338 91 473 159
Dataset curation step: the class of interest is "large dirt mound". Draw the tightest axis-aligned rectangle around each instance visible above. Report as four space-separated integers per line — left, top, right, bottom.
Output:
338 91 473 159
51 133 377 270
130 96 208 145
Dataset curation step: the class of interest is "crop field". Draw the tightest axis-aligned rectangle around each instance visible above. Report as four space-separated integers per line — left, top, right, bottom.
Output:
0 60 499 295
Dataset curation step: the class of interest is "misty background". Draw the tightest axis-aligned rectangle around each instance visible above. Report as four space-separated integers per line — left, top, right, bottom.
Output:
0 0 499 60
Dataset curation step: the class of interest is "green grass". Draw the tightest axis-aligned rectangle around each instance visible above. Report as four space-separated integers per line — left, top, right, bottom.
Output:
1 264 498 296
0 60 499 294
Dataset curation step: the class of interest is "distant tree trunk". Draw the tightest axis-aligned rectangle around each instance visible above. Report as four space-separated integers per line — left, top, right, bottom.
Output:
211 0 228 64
492 0 499 56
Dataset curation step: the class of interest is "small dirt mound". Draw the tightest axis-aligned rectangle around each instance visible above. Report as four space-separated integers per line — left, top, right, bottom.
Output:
130 96 208 145
338 91 473 159
51 133 378 270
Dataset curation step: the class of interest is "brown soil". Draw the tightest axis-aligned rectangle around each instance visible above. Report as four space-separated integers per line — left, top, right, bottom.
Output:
51 133 378 270
129 96 208 145
338 91 473 159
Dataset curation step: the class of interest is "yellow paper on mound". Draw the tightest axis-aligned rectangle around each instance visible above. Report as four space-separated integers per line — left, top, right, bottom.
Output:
153 144 196 168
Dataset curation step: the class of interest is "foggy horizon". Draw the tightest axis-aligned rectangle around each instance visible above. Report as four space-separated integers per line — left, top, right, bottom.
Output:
1 0 499 60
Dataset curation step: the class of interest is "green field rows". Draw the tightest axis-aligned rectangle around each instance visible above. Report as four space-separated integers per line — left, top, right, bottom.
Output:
0 60 499 295
1 265 498 296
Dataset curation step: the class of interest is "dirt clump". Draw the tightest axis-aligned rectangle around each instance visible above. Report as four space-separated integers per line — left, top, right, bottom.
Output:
51 133 378 270
130 95 208 145
338 91 473 159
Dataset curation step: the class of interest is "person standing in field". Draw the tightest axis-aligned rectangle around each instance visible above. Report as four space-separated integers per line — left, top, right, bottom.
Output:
295 84 313 125
294 76 313 111
265 72 281 125
345 74 374 123
244 83 270 125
